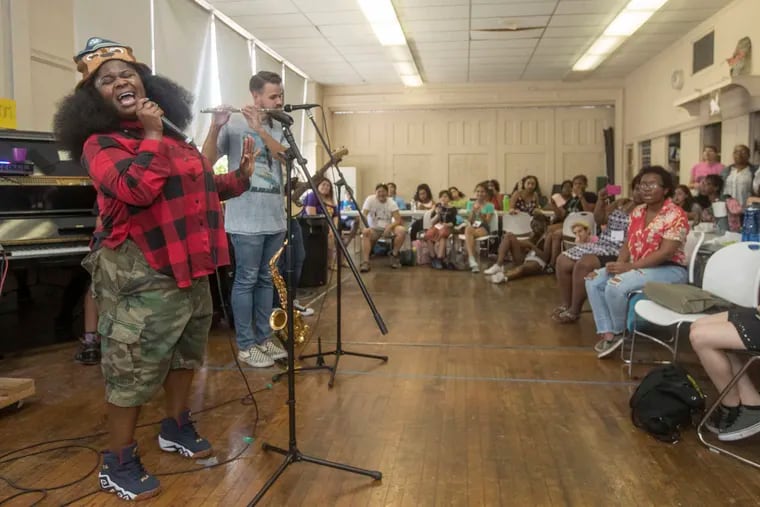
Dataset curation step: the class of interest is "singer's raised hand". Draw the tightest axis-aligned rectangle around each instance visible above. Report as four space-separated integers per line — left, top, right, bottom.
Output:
136 98 164 140
212 105 232 127
241 105 262 132
238 135 259 179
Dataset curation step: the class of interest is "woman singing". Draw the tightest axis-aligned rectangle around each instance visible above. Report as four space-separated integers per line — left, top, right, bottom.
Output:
54 37 256 501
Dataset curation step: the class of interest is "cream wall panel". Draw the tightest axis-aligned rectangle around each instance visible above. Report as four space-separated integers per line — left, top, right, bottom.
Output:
30 61 74 131
499 108 554 192
74 0 151 63
680 127 702 185
554 107 612 186
448 154 489 197
332 106 613 200
650 136 669 168
721 115 751 157
0 0 11 98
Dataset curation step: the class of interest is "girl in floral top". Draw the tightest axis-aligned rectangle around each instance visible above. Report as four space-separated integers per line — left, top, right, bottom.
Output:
585 166 690 358
509 175 542 215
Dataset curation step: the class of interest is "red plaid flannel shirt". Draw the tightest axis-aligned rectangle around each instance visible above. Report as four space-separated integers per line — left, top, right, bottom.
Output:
82 123 249 288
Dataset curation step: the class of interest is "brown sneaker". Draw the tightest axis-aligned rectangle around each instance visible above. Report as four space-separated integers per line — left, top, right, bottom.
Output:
360 261 371 272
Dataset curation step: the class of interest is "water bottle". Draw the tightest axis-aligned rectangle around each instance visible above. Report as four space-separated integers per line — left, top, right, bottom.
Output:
742 206 760 242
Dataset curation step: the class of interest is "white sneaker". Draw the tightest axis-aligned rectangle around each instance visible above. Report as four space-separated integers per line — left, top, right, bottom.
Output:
483 264 503 276
469 258 480 273
490 272 507 284
260 339 287 360
238 346 274 367
293 300 315 317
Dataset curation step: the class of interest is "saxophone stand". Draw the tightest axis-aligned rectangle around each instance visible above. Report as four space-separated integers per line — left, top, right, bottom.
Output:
297 107 388 388
248 112 382 506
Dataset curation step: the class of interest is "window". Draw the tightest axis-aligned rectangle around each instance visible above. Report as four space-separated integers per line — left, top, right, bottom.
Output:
693 31 714 74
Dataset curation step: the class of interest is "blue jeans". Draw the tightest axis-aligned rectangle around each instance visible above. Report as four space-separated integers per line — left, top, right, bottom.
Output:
585 265 688 335
230 232 286 350
273 218 305 308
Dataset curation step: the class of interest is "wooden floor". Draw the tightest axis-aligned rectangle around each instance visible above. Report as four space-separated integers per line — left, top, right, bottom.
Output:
2 261 760 506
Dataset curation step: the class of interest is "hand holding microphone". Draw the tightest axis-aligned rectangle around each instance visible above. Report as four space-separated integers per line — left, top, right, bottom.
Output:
136 98 164 140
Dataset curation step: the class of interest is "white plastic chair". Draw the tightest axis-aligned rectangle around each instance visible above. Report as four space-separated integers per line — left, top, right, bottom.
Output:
502 211 533 239
458 209 499 260
562 211 596 250
629 241 760 376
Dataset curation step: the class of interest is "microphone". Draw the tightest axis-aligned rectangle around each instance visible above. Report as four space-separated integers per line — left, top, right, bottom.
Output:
283 103 319 112
161 116 193 145
266 109 294 126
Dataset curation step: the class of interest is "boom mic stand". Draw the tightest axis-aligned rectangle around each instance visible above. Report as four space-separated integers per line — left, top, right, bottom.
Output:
249 113 382 505
297 108 388 387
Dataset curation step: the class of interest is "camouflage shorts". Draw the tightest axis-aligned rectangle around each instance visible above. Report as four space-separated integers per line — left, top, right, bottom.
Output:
82 240 212 408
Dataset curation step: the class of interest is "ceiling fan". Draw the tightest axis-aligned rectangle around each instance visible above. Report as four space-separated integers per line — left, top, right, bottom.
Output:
471 22 546 32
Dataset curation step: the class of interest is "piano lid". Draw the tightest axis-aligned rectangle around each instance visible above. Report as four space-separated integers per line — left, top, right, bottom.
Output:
0 130 85 177
0 130 95 217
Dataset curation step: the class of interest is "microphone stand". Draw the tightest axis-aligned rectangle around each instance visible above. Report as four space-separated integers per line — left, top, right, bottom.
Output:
296 108 388 387
249 116 382 505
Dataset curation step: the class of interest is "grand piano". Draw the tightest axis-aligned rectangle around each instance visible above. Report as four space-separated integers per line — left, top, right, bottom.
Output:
0 129 96 352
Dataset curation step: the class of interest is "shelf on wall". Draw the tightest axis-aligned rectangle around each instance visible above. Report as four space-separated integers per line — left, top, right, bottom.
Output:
674 75 760 116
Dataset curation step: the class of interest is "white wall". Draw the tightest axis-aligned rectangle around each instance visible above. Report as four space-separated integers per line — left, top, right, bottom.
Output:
624 0 760 177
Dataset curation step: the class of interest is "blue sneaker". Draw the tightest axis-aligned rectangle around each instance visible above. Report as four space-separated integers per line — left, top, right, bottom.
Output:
158 410 212 459
99 443 160 501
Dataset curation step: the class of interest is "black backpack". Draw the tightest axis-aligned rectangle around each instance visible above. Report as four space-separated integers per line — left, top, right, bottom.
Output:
629 365 706 443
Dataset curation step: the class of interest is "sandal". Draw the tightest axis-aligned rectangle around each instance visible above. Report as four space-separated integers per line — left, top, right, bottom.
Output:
552 310 579 324
551 305 568 318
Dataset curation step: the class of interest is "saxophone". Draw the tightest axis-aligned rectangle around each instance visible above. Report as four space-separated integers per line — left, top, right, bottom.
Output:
269 240 310 347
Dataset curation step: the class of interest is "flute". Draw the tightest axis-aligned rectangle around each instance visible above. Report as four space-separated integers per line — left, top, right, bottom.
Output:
199 107 283 113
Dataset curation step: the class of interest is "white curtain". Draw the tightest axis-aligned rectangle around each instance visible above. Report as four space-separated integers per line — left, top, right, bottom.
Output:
284 67 306 147
216 24 253 109
254 45 282 76
73 0 152 64
153 0 216 143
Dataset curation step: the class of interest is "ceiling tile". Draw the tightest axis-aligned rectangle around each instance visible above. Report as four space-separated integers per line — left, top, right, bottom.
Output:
403 19 470 32
472 2 557 17
209 0 298 16
470 16 550 30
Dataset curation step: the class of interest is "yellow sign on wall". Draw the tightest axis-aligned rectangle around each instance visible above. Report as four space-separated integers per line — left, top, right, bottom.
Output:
0 98 17 129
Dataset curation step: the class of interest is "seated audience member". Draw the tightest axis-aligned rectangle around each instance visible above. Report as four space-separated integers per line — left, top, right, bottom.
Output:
689 145 724 189
549 180 573 217
488 215 550 284
448 186 469 209
673 184 702 223
570 222 594 245
553 175 643 324
302 176 339 267
544 174 599 264
586 166 689 358
463 182 496 273
696 174 724 223
338 196 359 246
412 183 435 211
425 190 458 269
409 183 436 242
387 182 406 210
721 144 756 209
360 183 406 272
487 179 505 211
509 175 542 215
690 307 760 440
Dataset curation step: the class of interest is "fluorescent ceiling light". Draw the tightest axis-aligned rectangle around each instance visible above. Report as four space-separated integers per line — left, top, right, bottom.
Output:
587 36 624 55
357 0 423 86
400 74 423 87
358 0 406 46
572 0 669 72
604 10 654 36
627 0 668 9
394 62 417 75
573 54 605 72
